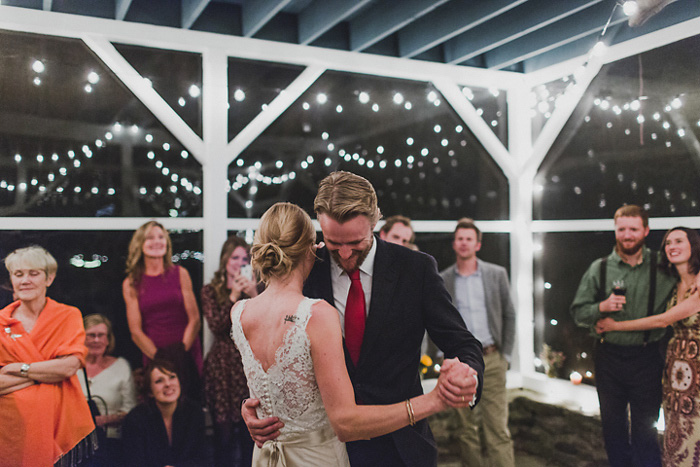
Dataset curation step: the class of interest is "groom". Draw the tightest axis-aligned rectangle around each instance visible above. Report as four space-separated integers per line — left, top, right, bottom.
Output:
242 171 484 466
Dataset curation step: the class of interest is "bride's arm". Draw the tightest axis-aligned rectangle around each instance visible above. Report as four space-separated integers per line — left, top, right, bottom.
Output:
307 301 455 442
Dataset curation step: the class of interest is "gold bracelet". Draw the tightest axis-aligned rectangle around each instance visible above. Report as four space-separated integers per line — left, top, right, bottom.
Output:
405 398 416 426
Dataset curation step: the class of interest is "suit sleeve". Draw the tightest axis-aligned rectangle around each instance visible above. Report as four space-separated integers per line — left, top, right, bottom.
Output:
497 267 517 360
422 255 484 403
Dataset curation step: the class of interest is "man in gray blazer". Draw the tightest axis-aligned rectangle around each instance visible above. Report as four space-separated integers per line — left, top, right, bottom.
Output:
440 217 516 467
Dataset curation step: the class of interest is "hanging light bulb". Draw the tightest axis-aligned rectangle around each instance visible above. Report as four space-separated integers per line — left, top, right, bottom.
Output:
622 1 639 16
592 41 608 57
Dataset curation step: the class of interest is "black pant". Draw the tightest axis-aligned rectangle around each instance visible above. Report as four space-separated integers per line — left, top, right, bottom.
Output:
595 341 663 467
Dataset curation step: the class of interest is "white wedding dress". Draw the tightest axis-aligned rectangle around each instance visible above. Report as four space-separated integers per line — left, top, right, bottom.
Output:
231 297 350 466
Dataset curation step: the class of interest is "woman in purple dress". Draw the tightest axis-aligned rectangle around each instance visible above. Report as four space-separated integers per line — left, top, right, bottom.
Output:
201 235 259 466
122 221 202 395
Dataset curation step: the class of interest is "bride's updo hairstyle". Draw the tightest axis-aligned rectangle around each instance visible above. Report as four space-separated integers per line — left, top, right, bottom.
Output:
251 202 316 284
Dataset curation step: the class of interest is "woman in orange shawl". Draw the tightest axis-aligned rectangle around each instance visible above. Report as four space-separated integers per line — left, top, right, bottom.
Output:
0 246 96 466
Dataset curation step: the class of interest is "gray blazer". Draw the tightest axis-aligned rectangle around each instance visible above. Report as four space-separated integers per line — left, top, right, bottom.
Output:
440 259 516 359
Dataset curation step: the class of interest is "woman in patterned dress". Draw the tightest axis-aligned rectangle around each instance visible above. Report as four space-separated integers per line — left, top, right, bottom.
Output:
201 236 259 466
597 227 700 466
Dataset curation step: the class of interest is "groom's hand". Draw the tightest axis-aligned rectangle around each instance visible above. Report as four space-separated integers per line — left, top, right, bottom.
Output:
436 358 478 408
241 398 284 447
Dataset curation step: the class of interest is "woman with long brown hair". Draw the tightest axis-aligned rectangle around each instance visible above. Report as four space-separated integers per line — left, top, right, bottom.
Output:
201 235 259 466
122 221 202 395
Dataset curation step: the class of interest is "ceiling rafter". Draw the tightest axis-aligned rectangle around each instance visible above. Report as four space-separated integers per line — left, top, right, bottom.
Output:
349 0 450 52
242 0 293 37
445 0 602 64
115 0 133 21
484 2 626 70
299 0 372 46
182 0 211 30
397 0 528 59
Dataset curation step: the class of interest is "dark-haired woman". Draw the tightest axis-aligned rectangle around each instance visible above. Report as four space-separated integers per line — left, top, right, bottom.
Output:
597 227 700 466
121 359 206 467
201 236 259 466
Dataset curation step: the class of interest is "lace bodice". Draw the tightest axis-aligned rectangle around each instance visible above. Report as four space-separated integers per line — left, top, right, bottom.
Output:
231 297 331 440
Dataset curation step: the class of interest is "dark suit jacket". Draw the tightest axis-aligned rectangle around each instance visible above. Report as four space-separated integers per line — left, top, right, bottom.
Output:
303 237 484 467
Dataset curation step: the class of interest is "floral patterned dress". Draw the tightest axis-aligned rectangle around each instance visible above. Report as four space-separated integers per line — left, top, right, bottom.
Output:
201 284 249 424
662 287 700 466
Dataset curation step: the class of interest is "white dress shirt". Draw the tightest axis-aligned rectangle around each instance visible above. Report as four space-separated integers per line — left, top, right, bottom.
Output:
328 238 377 336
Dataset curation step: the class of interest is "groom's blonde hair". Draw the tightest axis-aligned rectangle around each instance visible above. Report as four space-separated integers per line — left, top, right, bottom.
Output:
314 171 381 224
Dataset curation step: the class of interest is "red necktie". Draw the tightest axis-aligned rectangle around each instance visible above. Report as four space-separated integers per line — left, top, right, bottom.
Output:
345 269 366 366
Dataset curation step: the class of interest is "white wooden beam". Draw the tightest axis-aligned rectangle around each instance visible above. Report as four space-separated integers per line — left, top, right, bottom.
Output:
524 57 603 175
81 35 206 164
0 217 203 231
525 16 700 86
432 79 517 180
226 65 326 164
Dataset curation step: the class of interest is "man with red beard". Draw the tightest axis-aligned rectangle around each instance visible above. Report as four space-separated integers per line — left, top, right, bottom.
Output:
571 205 676 467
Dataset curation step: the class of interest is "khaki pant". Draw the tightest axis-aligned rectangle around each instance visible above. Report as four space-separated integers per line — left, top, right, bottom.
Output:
454 351 514 467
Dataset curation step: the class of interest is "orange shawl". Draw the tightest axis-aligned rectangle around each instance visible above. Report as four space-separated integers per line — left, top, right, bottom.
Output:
0 298 94 466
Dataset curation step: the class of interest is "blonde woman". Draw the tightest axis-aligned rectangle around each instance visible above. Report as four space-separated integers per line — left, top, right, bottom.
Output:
0 246 96 466
122 221 202 396
231 202 458 466
80 314 137 466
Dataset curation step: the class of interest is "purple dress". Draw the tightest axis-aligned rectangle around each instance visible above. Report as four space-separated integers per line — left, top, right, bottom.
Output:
138 265 203 373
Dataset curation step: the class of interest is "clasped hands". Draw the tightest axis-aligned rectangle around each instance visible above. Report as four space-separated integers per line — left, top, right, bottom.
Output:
434 357 478 409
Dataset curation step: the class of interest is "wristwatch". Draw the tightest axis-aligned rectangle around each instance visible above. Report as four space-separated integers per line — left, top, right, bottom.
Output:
20 363 30 378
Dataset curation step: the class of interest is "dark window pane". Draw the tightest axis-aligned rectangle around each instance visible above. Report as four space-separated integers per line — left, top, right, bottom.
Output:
0 229 203 370
531 75 573 141
228 71 508 220
460 85 509 149
536 35 700 220
114 43 203 138
0 31 203 217
228 57 305 139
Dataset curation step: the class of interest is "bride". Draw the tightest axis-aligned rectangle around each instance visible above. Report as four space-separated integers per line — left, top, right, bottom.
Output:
230 202 458 466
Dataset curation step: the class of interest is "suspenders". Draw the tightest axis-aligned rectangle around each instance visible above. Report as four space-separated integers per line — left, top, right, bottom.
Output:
598 251 657 344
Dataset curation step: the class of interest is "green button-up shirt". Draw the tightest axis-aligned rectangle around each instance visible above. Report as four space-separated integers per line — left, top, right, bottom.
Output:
570 246 676 346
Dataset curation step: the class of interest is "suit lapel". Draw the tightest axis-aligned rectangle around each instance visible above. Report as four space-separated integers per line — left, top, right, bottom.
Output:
308 248 334 304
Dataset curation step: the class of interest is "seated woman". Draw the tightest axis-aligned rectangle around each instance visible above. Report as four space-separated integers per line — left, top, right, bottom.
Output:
121 359 207 467
122 221 202 399
80 313 138 466
230 202 463 466
0 245 96 466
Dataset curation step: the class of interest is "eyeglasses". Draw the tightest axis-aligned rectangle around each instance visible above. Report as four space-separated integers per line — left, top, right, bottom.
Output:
86 332 108 340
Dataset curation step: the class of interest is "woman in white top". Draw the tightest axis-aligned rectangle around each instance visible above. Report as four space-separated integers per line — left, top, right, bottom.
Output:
80 314 137 466
230 202 462 466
